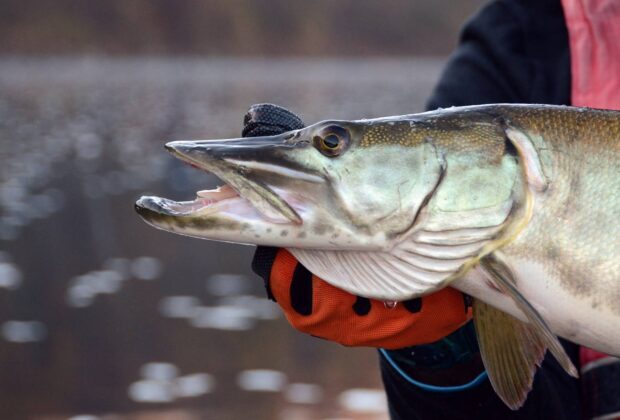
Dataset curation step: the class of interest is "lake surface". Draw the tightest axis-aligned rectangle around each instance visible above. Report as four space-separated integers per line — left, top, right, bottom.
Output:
0 57 443 420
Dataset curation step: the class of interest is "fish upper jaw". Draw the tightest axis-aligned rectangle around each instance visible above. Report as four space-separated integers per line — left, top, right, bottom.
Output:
162 138 305 225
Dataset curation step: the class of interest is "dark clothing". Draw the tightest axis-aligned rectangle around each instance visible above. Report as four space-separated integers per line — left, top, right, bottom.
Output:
379 0 583 418
381 342 581 420
381 332 582 420
427 0 571 110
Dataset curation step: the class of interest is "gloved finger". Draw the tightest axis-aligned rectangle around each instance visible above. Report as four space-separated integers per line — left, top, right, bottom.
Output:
242 103 304 137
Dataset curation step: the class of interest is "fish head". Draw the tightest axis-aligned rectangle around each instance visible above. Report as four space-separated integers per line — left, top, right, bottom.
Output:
135 118 445 250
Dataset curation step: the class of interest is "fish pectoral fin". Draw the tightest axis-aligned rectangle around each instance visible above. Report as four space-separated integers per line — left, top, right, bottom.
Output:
504 125 549 192
475 254 578 409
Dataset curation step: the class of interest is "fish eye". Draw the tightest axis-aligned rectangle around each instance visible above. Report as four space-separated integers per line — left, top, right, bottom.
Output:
322 134 340 149
313 125 350 157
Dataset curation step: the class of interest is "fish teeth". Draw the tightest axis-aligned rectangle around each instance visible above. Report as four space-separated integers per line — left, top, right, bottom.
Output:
196 185 238 200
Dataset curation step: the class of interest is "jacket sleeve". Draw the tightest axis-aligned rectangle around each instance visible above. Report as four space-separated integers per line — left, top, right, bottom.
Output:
426 0 571 110
380 0 581 418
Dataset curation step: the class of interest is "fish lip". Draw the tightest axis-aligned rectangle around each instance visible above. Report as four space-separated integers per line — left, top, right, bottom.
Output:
135 195 206 218
134 196 158 219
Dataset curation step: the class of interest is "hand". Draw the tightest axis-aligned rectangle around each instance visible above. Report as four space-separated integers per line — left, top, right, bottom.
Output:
244 104 472 349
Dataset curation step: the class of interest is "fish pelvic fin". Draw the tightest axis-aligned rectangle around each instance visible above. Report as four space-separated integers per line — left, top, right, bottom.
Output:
474 253 578 410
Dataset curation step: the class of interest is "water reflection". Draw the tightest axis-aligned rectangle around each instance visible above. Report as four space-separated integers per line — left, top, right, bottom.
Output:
1 320 47 343
129 363 215 403
338 389 388 414
158 296 201 319
131 257 163 281
0 254 21 289
237 369 287 392
189 304 256 331
0 57 442 419
66 256 161 307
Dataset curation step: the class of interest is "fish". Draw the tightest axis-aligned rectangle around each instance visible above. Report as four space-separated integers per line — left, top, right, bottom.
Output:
135 104 620 409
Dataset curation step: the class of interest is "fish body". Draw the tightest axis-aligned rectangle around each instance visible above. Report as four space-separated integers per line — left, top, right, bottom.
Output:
453 108 620 355
136 104 620 408
456 106 620 356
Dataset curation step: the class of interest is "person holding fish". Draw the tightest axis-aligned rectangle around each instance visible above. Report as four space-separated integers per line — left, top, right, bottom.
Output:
135 0 619 417
245 0 620 418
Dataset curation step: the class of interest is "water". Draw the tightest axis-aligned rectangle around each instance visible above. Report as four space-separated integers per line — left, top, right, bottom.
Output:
0 56 443 419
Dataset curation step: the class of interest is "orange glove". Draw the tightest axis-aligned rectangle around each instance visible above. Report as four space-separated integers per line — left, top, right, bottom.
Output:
253 248 472 349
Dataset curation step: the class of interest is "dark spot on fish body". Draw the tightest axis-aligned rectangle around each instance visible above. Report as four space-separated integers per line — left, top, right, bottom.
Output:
546 245 559 261
297 232 306 239
266 228 272 233
313 222 334 235
280 230 288 237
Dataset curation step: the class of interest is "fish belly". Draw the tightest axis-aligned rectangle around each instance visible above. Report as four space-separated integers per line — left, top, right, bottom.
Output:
454 258 620 357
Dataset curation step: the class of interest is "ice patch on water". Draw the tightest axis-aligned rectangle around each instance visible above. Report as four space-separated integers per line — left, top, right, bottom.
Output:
1 320 47 343
128 379 175 403
237 369 287 392
189 305 255 331
131 256 162 280
218 295 281 320
0 261 22 290
130 362 215 403
174 373 215 397
338 388 388 413
66 256 162 307
141 362 179 381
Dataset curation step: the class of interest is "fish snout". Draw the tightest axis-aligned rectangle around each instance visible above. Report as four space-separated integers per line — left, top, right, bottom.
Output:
165 134 299 162
165 140 223 165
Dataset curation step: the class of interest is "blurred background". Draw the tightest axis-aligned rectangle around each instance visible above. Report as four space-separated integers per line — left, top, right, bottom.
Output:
0 1 486 419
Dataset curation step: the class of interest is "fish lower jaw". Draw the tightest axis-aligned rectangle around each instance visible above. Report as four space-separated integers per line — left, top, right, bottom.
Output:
135 183 296 226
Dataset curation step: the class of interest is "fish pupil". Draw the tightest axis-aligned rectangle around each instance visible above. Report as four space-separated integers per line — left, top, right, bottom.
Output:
322 134 340 149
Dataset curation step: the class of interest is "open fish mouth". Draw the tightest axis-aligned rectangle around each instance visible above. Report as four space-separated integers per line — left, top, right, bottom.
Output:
135 137 310 227
136 183 298 224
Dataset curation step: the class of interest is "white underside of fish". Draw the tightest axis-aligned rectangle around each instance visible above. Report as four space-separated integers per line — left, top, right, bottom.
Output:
454 257 620 357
